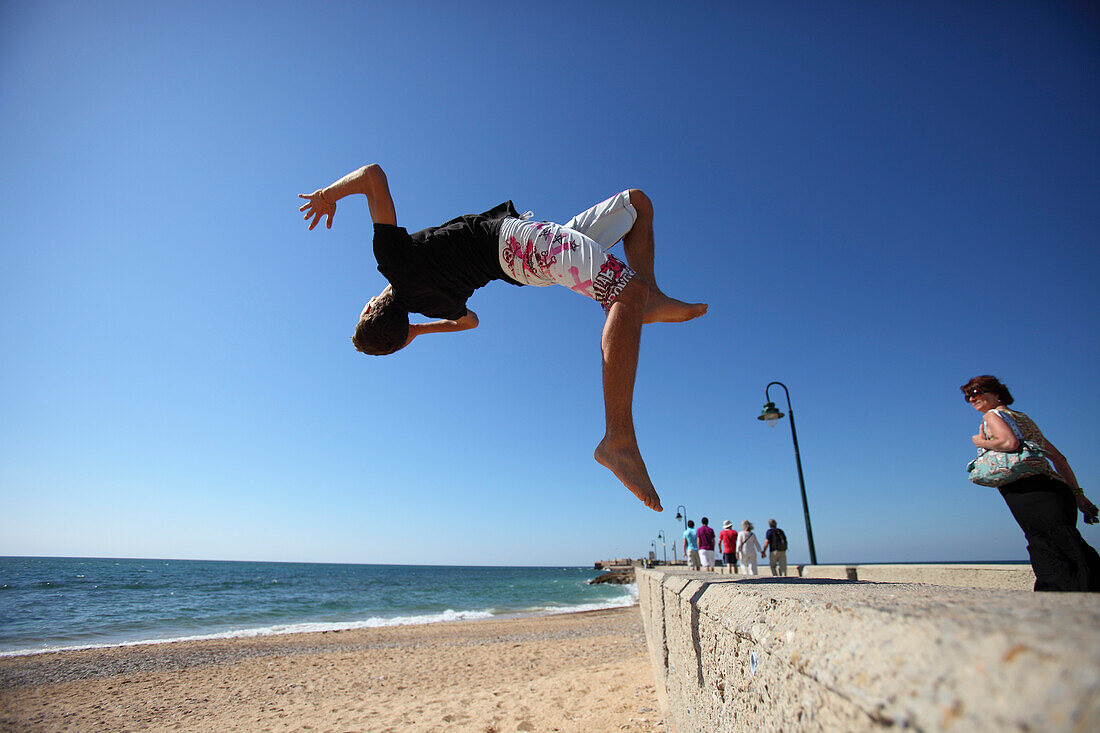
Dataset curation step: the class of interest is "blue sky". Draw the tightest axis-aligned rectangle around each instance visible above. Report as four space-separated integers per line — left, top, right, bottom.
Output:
2 1 1098 566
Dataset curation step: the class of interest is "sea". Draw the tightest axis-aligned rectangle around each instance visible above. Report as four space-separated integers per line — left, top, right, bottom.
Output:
0 557 637 657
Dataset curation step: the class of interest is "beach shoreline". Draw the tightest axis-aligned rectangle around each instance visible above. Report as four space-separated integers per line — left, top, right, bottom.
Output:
1 605 661 732
0 587 639 660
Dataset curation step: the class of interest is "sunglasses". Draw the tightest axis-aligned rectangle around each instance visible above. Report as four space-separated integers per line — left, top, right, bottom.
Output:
963 388 987 402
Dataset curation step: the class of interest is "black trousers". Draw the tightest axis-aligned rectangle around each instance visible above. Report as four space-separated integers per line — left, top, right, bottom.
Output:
1000 474 1100 592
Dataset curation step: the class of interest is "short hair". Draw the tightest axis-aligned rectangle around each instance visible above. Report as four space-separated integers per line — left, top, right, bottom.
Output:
352 289 409 356
700 517 709 525
768 518 777 528
742 520 754 531
960 375 1014 405
687 520 695 528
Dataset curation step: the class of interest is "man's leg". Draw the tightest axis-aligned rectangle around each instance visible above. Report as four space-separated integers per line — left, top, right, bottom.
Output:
593 277 662 511
769 551 779 576
512 192 703 512
620 190 708 324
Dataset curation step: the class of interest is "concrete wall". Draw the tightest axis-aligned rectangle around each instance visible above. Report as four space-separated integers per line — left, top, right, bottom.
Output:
636 567 1100 732
797 563 1035 590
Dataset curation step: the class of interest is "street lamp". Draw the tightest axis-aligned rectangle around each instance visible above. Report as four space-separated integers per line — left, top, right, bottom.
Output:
657 530 667 564
757 381 818 564
673 505 687 565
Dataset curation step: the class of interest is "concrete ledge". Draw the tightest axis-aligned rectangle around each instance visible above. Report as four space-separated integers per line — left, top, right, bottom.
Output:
797 563 1035 591
637 567 1100 731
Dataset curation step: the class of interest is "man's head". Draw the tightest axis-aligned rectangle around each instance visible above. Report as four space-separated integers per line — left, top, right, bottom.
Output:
352 285 409 356
701 517 709 525
769 519 777 528
687 520 695 529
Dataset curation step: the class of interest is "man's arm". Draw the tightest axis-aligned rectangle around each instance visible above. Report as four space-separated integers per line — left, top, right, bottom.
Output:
403 310 479 348
299 163 397 230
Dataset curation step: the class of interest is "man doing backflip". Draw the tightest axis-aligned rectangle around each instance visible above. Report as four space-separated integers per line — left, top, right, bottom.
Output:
299 164 707 512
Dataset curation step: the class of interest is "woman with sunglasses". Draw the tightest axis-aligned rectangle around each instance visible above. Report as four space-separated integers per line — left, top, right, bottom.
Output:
962 375 1100 591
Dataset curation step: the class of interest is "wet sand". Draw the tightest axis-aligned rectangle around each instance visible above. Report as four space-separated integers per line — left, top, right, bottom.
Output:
0 606 661 732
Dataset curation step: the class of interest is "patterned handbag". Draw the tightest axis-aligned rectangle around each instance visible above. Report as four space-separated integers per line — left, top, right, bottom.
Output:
966 410 1049 487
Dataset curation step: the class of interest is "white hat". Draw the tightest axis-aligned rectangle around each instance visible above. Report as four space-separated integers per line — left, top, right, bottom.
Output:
722 520 733 529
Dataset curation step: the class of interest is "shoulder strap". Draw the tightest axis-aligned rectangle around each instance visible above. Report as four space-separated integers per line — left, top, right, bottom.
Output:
990 409 1026 442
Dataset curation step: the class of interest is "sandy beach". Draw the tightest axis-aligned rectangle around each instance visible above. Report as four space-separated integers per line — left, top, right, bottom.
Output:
0 606 660 732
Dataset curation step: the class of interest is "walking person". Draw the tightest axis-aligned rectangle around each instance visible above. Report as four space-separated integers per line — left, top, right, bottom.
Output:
962 375 1100 591
696 517 716 572
736 520 762 576
683 520 701 571
719 520 738 575
761 519 788 577
299 164 707 513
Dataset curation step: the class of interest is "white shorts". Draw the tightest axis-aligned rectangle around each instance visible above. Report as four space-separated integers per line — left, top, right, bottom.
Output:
699 549 715 567
498 191 637 311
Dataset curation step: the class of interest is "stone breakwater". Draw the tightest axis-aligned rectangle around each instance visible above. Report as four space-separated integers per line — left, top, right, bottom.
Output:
636 566 1100 732
591 558 637 585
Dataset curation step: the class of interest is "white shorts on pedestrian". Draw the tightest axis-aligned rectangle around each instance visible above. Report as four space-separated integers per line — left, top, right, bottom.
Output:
688 550 701 570
699 549 715 568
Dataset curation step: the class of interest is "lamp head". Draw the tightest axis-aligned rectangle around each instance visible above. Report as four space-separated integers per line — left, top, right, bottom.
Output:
758 401 785 427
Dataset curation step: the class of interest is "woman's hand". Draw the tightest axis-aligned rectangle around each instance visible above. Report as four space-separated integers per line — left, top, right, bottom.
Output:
298 190 336 230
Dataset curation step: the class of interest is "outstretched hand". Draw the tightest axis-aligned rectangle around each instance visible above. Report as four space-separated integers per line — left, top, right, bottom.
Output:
298 190 336 230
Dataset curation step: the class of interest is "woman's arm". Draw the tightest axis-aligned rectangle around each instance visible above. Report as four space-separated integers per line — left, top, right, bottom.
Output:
1043 438 1080 490
972 411 1020 451
298 163 397 230
1042 437 1098 518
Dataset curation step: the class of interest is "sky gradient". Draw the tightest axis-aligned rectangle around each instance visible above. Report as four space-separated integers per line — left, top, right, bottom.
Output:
2 1 1098 566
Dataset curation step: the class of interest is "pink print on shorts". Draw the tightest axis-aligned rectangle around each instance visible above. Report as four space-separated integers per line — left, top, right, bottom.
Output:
500 220 635 312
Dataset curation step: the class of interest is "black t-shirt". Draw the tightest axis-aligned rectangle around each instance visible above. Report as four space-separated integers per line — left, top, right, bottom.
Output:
372 201 523 320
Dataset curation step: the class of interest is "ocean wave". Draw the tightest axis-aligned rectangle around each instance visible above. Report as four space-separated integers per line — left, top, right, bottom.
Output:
517 583 638 616
0 608 497 657
0 588 639 658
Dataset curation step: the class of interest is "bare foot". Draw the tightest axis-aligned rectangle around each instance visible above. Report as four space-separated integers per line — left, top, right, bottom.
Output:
594 437 663 511
643 291 708 324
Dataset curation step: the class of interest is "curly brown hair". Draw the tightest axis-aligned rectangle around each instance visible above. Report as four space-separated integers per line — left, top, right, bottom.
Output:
960 375 1014 405
351 289 409 356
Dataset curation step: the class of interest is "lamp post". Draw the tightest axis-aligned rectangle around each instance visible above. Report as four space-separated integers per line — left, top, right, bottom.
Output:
674 505 687 531
673 505 687 565
657 530 667 564
757 381 818 565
